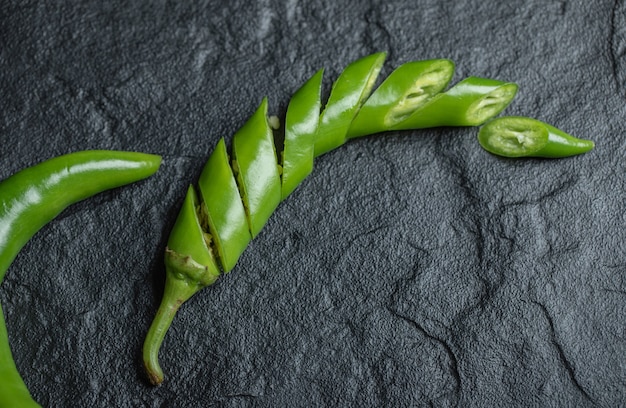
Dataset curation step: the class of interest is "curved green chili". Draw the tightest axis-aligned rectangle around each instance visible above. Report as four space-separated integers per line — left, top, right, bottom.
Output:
0 150 161 407
477 116 595 158
0 303 38 407
143 53 518 385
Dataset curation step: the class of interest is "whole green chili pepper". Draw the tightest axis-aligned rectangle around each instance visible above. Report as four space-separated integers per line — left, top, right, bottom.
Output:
143 53 518 385
0 303 38 407
0 150 161 407
477 116 595 158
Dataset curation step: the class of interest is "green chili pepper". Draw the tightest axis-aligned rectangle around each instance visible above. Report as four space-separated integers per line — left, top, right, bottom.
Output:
0 303 39 407
143 53 518 385
198 137 252 272
477 116 595 158
0 150 161 407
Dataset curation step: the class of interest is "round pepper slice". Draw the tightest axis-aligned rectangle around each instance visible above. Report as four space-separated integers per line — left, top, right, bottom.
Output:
477 116 595 158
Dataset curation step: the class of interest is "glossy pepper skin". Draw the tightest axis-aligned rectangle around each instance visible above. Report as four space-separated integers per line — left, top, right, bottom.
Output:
0 150 161 407
281 69 324 199
0 303 38 407
232 98 282 237
143 52 520 385
477 116 595 158
313 52 387 156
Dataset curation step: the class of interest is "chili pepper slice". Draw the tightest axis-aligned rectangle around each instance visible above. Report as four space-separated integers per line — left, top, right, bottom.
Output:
313 52 386 156
0 150 161 407
477 116 595 158
165 186 219 273
281 69 324 199
391 76 518 130
347 59 455 138
197 138 251 272
232 98 282 237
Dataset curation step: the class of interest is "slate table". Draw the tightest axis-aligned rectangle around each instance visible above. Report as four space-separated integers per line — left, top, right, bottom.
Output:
1 1 624 407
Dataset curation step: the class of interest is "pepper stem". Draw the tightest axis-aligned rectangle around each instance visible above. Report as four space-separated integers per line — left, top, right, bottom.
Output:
142 282 184 385
143 249 219 385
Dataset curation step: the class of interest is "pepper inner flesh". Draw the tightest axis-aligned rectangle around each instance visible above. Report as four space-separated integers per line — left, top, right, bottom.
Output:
466 83 518 125
479 117 547 156
386 63 453 125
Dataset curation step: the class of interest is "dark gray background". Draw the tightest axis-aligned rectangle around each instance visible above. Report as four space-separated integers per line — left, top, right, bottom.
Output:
1 1 625 407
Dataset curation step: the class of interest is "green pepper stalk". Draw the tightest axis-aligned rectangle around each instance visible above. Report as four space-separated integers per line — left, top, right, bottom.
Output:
142 53 519 385
0 150 161 407
477 116 595 158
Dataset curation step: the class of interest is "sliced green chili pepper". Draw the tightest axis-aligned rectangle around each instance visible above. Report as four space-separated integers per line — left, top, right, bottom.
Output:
391 76 518 130
477 116 595 158
347 59 455 138
0 150 161 407
232 98 282 237
313 52 387 156
197 138 251 272
143 53 520 385
281 69 324 199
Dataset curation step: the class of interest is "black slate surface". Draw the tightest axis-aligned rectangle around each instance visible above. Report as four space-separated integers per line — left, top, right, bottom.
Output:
1 1 624 407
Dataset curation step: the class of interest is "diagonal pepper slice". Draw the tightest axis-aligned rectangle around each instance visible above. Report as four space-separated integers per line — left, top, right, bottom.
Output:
392 76 518 130
281 69 324 199
197 138 251 272
313 52 387 156
347 59 455 138
232 98 282 237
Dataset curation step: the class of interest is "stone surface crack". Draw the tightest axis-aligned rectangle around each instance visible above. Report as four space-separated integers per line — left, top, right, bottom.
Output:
531 300 595 404
610 0 625 98
387 307 462 396
363 4 392 55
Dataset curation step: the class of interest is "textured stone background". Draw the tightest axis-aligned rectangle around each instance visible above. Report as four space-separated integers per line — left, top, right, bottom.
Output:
1 1 625 406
